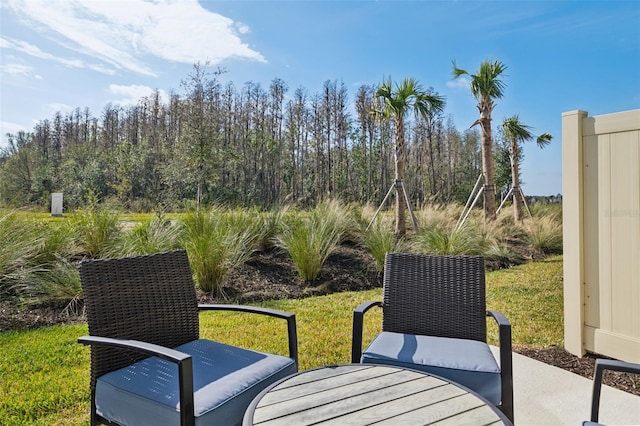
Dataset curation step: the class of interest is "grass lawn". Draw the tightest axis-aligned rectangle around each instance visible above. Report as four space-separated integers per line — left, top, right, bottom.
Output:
0 255 563 425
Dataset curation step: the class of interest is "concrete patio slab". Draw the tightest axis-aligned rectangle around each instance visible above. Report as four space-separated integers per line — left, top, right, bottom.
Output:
491 347 640 425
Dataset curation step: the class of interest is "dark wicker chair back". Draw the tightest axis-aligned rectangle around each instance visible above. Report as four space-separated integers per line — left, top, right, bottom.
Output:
382 252 487 342
80 250 199 390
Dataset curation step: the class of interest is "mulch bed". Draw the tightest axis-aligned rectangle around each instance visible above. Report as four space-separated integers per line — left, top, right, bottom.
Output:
515 346 639 397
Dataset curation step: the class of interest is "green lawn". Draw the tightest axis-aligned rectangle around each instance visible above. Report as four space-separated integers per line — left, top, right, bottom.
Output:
0 255 563 425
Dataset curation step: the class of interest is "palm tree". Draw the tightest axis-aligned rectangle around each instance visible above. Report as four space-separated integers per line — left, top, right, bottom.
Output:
501 115 552 221
452 59 507 221
373 77 445 237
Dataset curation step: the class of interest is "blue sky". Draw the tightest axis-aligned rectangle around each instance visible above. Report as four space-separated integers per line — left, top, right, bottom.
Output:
1 0 639 196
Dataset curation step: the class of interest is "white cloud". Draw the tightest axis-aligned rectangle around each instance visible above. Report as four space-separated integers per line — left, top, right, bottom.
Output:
1 37 117 75
236 22 251 35
5 0 266 76
47 103 73 113
446 77 471 90
109 84 169 106
0 63 33 76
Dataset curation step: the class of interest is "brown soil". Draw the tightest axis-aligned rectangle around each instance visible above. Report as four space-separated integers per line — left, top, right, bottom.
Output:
1 245 638 397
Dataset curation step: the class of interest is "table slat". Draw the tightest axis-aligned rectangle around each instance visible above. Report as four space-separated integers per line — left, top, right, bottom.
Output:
269 364 377 388
372 393 487 425
260 365 414 404
255 371 443 424
312 383 468 425
433 405 508 426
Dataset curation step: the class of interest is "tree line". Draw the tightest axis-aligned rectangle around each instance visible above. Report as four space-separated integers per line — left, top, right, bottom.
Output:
1 63 513 213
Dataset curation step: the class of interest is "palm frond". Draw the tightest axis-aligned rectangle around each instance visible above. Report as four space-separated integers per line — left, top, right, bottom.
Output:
476 59 507 99
451 59 469 79
502 115 534 143
502 116 552 149
537 132 553 148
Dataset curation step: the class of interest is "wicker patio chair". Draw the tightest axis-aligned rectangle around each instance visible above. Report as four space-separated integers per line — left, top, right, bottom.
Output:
78 250 298 426
351 252 514 423
584 359 640 425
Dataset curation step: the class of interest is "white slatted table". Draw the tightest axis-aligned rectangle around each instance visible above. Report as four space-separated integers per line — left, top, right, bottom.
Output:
243 364 512 425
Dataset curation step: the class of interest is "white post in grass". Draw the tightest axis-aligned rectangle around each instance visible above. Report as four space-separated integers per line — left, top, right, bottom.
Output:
51 192 63 217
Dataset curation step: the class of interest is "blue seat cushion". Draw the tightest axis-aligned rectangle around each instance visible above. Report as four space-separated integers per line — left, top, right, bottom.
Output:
361 331 501 405
95 339 296 426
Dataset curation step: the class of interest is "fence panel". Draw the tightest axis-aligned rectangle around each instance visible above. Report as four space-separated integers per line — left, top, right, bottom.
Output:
563 109 640 363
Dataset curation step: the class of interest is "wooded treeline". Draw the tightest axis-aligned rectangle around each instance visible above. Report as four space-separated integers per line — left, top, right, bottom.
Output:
0 65 488 211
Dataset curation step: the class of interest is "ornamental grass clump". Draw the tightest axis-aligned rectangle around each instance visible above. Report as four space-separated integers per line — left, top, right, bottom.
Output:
68 207 120 258
223 207 271 250
413 225 489 256
36 256 83 312
522 214 563 255
259 206 290 250
530 202 562 222
182 208 261 296
414 203 461 231
0 212 79 302
484 241 525 266
276 201 345 281
35 220 76 264
476 210 527 265
488 209 527 242
0 212 42 300
361 216 404 271
334 201 364 245
112 215 183 257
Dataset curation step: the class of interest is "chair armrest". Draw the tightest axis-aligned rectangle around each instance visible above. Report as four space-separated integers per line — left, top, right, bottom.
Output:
78 336 194 426
590 359 640 422
199 304 298 365
351 301 383 363
487 310 512 350
78 335 191 363
487 310 514 423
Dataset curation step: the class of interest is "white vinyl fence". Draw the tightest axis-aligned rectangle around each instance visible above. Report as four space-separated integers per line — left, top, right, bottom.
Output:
562 109 640 363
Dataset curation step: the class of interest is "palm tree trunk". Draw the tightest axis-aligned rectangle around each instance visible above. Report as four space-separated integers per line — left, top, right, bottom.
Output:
395 116 406 237
479 100 497 221
510 140 523 221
